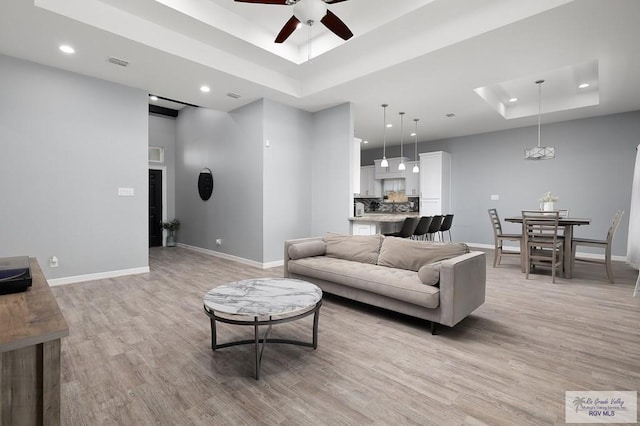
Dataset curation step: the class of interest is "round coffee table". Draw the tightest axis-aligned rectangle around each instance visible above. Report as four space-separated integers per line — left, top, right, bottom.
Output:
203 277 322 380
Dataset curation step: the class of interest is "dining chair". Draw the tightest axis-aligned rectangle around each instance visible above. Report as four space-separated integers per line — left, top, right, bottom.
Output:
571 210 624 283
522 210 564 283
412 216 433 240
383 216 418 238
439 214 454 241
426 215 443 241
488 209 523 269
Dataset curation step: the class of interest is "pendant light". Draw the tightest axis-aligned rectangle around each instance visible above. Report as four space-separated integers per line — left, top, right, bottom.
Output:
398 112 406 170
524 79 555 160
380 104 389 167
412 118 420 173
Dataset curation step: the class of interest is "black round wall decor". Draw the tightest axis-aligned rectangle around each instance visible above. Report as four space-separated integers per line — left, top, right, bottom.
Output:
198 168 214 201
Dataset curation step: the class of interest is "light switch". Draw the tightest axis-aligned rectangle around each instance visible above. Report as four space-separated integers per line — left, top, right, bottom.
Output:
491 194 500 201
118 187 135 197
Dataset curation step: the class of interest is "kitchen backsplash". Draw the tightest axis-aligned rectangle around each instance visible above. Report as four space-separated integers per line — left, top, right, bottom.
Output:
357 198 419 213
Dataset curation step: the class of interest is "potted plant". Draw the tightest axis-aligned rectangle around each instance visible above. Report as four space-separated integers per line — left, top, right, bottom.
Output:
539 192 559 211
160 219 180 247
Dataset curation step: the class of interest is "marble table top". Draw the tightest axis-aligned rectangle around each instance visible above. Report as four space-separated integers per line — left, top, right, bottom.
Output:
204 278 322 317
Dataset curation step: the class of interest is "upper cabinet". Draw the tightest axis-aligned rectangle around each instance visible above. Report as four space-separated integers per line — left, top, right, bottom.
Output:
405 161 420 196
419 151 451 214
374 157 410 179
358 165 382 197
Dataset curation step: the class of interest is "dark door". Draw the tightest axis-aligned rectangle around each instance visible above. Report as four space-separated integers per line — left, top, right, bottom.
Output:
149 169 163 247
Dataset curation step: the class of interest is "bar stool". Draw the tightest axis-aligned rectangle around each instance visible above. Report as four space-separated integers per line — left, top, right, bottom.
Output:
412 216 433 240
439 214 454 241
426 215 443 241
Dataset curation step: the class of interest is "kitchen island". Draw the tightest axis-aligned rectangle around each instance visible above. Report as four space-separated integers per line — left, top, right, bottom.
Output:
349 212 419 235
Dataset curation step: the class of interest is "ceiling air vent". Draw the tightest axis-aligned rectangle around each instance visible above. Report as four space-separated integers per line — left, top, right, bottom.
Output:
107 56 129 67
226 92 241 99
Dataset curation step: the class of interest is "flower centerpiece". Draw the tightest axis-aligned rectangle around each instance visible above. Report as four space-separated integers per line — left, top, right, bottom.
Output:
160 219 180 247
539 192 559 211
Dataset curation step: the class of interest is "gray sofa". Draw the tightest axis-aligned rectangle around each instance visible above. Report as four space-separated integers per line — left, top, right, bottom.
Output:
284 233 486 333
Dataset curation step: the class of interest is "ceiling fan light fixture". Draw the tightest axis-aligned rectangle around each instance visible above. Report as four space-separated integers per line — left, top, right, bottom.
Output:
294 0 327 26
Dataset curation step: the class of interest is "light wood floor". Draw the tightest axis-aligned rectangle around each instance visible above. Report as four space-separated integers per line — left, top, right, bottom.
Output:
52 247 640 425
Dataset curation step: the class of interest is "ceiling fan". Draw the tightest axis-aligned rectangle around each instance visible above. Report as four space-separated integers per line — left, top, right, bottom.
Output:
235 0 353 44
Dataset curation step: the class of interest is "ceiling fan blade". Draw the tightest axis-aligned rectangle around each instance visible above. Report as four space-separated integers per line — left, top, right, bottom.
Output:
323 0 350 3
234 0 289 4
275 16 301 43
320 10 353 40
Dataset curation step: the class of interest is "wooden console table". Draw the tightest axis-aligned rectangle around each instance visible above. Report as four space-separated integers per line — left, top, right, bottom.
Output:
0 258 69 425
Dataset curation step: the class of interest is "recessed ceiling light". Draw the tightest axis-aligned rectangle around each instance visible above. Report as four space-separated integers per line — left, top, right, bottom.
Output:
59 45 75 54
200 85 211 93
509 97 518 103
578 83 590 89
362 140 368 144
410 132 416 137
386 124 393 128
296 23 303 29
149 95 158 101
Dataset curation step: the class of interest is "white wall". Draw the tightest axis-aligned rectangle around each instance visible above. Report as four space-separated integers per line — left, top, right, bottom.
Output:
0 54 149 279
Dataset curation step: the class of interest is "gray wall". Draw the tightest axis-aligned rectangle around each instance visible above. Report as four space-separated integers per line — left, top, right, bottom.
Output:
362 111 640 256
263 99 313 263
175 102 264 262
149 114 176 222
174 99 354 264
0 54 149 278
310 102 354 236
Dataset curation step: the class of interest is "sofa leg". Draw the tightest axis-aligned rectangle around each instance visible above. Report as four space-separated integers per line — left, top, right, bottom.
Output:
430 321 437 335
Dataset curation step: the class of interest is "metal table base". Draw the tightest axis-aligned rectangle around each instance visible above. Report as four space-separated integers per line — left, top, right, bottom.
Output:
204 300 322 380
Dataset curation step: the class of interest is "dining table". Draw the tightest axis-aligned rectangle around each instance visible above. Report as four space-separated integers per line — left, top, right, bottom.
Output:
505 215 591 279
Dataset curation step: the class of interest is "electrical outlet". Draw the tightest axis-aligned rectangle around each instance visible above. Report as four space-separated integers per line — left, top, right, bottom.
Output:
491 194 500 201
216 239 222 246
49 256 59 268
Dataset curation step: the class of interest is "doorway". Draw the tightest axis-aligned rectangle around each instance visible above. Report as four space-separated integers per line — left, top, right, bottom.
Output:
149 169 163 247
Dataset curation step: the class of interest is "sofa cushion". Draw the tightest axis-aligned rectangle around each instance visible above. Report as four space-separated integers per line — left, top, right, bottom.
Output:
418 262 441 286
377 237 469 271
324 233 383 265
288 256 440 309
288 240 326 260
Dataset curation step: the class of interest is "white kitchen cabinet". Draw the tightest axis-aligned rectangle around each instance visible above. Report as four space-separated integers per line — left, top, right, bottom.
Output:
358 165 382 197
352 223 377 235
405 163 420 197
374 157 409 179
419 151 451 215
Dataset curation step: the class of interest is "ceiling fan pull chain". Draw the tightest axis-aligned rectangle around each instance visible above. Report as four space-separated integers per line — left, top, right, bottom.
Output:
308 24 312 62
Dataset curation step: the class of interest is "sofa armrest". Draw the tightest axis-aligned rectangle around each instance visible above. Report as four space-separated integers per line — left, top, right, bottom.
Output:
437 251 486 327
284 237 324 278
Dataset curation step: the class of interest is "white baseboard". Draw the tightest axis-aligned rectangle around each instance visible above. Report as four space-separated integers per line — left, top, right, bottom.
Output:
48 266 150 286
465 242 626 262
178 243 283 270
